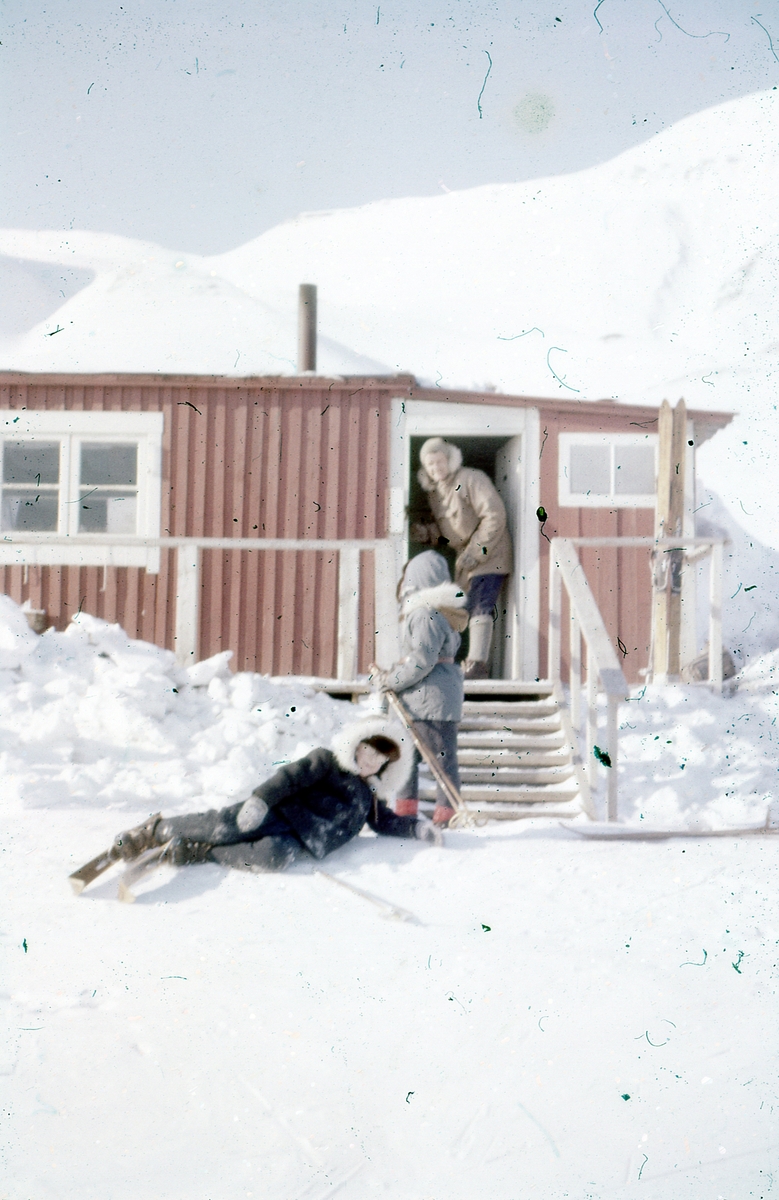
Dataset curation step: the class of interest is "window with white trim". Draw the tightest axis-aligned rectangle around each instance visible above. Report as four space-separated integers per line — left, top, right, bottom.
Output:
0 411 163 569
558 433 658 508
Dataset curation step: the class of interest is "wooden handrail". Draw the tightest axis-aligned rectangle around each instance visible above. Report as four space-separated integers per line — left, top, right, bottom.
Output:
548 535 726 821
0 531 404 677
549 538 629 822
0 534 393 550
552 540 628 697
562 536 728 548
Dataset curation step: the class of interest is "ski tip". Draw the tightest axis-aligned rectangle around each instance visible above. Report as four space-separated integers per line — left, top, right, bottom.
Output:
118 881 137 904
68 876 87 896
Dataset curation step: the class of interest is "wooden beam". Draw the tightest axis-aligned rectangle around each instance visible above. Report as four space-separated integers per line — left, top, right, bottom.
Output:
666 398 687 676
652 399 673 678
337 547 360 680
174 544 201 666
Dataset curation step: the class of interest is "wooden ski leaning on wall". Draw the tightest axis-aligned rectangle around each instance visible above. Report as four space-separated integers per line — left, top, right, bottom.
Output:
652 398 687 680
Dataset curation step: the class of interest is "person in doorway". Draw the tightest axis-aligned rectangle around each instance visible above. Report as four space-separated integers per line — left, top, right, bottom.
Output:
370 550 468 827
411 437 512 680
110 718 442 871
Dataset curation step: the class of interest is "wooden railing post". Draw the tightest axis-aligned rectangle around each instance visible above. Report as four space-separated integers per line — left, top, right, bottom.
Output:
569 607 581 732
606 694 619 821
548 546 562 684
337 546 361 680
373 539 401 669
174 543 201 666
709 541 723 692
550 540 632 821
586 653 598 791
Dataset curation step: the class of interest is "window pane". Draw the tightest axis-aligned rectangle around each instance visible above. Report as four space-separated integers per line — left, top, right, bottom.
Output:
1 489 59 531
569 445 610 496
80 443 137 487
3 441 60 485
79 490 137 533
614 445 655 495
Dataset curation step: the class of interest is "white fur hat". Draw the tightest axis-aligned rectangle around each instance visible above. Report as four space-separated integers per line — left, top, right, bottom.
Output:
331 716 414 801
418 438 462 490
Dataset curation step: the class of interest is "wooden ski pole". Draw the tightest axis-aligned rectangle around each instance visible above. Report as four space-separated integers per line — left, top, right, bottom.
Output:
369 663 467 822
315 869 419 923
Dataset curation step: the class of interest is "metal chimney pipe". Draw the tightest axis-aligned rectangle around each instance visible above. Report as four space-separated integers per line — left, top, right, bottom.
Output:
297 283 317 373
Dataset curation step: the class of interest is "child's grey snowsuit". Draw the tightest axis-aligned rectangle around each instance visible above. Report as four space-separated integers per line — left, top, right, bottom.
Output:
377 551 467 812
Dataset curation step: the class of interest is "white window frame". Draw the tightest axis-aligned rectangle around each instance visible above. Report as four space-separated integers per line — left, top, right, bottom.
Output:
558 432 658 508
0 411 163 571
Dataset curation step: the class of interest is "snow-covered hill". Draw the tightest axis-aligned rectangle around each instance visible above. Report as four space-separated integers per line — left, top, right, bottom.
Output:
1 89 778 547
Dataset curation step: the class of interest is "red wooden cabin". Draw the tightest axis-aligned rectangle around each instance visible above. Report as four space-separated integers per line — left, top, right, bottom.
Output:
0 372 731 683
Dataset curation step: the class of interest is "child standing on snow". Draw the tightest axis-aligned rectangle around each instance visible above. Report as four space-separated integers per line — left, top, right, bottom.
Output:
111 718 441 872
370 550 467 827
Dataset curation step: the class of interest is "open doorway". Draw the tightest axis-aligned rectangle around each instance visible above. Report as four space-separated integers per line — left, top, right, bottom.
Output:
389 398 539 680
407 434 521 677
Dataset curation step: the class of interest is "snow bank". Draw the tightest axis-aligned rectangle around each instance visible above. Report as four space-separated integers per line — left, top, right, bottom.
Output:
3 599 778 1197
0 593 38 669
694 489 779 669
605 680 779 831
0 589 775 838
0 601 357 813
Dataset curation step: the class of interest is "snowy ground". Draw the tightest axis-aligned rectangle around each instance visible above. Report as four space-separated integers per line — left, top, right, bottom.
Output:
2 603 778 1198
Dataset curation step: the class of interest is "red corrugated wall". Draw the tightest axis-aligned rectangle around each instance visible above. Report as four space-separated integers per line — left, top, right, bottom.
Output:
0 375 728 681
537 407 655 685
0 375 399 675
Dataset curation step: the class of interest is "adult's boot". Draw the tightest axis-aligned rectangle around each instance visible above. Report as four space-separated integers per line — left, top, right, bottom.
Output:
462 614 493 679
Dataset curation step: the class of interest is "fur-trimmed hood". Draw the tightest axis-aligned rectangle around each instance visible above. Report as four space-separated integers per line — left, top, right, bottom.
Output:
402 581 470 633
418 437 463 492
331 716 414 801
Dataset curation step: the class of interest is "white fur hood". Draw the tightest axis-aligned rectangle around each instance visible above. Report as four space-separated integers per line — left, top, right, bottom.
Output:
402 581 468 617
330 716 414 801
417 438 463 491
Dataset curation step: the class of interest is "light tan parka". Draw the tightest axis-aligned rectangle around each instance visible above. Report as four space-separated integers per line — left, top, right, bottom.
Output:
417 443 513 588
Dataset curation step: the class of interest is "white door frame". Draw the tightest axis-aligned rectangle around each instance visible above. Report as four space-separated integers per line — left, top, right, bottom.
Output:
389 398 540 680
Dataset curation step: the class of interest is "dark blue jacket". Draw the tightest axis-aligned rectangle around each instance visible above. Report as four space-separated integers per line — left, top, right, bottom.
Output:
247 748 418 860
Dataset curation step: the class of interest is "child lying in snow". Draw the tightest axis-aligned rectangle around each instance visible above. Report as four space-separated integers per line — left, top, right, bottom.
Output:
112 718 442 872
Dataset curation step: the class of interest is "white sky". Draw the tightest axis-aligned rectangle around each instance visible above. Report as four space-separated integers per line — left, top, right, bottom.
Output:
3 0 778 253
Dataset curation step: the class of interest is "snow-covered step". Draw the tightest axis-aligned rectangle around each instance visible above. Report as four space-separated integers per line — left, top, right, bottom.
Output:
457 748 571 768
457 782 579 803
465 799 583 821
459 765 575 786
458 730 568 750
461 698 559 717
459 713 562 733
420 779 579 804
461 680 556 697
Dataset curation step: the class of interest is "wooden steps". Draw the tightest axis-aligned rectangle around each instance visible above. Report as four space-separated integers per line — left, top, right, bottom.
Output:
418 680 585 821
304 676 587 824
